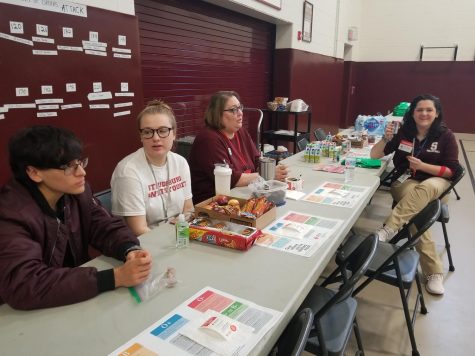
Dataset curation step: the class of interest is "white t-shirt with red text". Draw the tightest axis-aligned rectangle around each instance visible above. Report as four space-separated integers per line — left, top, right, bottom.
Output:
111 148 192 228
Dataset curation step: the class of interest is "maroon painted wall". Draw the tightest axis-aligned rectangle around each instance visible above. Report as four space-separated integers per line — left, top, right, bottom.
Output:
136 0 275 141
0 3 144 189
274 49 345 136
349 61 475 134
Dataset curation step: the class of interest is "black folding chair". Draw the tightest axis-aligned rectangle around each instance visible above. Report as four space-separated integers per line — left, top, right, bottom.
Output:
299 234 378 356
436 164 466 271
297 136 310 152
93 188 112 213
387 164 465 272
338 199 441 356
269 308 314 356
314 128 327 141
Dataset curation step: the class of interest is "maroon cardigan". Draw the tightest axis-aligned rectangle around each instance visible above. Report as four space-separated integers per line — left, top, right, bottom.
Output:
189 127 260 204
0 180 139 310
384 127 459 181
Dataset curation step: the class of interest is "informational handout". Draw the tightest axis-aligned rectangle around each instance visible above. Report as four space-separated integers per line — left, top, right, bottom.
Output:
257 210 343 257
303 181 369 208
110 286 282 356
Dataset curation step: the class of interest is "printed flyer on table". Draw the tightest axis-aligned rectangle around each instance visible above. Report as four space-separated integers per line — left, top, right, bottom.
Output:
257 210 343 257
303 181 369 208
110 286 282 356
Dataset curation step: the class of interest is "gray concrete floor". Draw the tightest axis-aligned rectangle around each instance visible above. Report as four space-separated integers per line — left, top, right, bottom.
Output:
304 132 475 356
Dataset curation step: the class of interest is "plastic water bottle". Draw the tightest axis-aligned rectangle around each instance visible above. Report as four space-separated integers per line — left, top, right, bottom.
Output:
176 214 189 248
345 157 356 183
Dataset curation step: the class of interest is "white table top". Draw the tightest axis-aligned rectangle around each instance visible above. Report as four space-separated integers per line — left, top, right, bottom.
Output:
0 167 379 356
280 150 391 177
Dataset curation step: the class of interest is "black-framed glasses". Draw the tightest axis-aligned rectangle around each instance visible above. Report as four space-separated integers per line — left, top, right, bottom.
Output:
58 157 88 175
223 104 244 115
139 127 173 139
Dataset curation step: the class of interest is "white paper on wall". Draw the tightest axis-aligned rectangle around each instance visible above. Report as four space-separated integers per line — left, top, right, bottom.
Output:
15 87 29 97
37 111 57 117
32 50 58 55
0 32 33 46
41 85 53 95
61 103 82 110
113 110 131 117
10 21 24 34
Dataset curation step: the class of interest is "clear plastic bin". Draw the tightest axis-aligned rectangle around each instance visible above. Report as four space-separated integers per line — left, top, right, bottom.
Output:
251 180 287 206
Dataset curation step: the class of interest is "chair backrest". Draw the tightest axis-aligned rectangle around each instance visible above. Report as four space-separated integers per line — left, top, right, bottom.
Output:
315 234 378 319
297 137 309 152
270 308 314 356
93 189 112 213
391 199 441 249
314 128 327 141
438 164 465 201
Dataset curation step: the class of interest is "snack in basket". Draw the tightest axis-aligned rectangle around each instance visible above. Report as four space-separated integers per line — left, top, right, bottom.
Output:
211 222 227 229
240 227 254 236
196 218 211 227
252 197 268 217
242 198 256 213
228 199 240 207
214 195 229 206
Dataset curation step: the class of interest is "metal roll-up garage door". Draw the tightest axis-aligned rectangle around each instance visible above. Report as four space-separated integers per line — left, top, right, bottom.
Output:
135 0 275 140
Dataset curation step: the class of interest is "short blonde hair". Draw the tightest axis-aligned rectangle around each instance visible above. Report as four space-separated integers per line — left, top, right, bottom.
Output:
137 99 177 130
204 91 240 130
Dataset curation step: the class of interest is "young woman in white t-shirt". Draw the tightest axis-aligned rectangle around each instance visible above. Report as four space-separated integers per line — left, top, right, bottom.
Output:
111 100 193 235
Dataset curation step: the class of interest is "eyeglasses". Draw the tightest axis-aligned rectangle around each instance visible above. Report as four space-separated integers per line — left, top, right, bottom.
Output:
58 157 89 175
139 127 173 139
223 104 244 115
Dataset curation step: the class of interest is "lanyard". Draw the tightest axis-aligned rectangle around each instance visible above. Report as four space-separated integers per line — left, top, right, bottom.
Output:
220 130 252 172
147 156 170 222
413 137 428 158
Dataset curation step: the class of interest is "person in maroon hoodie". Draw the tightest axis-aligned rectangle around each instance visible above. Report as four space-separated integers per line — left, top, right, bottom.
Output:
371 94 460 295
0 126 152 310
189 90 288 203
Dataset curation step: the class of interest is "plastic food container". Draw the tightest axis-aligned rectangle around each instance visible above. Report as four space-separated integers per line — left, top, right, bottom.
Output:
252 180 287 206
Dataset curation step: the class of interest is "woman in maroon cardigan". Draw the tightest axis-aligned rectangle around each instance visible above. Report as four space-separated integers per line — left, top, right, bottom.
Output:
189 91 288 204
371 94 459 295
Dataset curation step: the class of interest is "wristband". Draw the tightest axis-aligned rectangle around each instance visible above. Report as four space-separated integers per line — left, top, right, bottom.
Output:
438 166 447 177
382 136 389 144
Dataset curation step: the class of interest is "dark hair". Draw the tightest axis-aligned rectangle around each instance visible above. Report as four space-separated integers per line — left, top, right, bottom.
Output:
137 99 177 130
204 91 240 130
401 94 446 139
9 125 83 182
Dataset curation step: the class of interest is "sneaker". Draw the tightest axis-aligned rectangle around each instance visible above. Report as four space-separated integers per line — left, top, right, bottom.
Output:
376 226 397 242
426 273 445 295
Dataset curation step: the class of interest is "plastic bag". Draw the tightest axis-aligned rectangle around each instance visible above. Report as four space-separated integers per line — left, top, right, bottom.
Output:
129 267 177 303
354 115 386 136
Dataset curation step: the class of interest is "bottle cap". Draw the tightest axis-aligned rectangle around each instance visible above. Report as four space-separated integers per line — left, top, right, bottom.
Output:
178 213 185 222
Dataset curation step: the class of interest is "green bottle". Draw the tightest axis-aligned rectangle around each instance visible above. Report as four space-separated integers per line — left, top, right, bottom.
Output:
176 214 189 248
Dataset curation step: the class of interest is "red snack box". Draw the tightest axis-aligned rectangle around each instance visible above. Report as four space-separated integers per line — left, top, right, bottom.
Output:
189 217 263 251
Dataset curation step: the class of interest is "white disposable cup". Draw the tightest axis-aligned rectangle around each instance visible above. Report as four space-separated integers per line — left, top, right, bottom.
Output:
285 177 304 191
214 165 232 196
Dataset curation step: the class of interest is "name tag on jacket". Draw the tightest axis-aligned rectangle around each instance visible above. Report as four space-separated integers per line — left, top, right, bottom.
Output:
398 140 413 153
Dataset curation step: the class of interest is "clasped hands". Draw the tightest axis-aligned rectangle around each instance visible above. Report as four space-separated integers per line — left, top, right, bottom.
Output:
114 249 152 288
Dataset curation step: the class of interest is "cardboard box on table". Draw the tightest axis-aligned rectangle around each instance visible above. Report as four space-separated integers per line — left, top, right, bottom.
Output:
194 196 276 230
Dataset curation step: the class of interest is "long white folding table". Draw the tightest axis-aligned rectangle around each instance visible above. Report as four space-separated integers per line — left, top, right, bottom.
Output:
0 162 379 356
